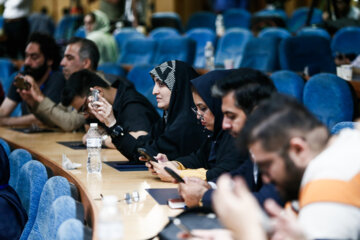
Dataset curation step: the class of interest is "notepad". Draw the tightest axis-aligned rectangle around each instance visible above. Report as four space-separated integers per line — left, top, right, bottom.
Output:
12 128 55 134
57 141 109 150
146 188 181 205
105 161 148 172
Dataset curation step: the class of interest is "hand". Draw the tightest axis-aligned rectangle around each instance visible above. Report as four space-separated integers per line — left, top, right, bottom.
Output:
17 75 44 108
213 174 267 240
178 177 210 207
177 229 233 240
151 160 180 182
265 199 306 240
154 153 169 162
87 92 116 127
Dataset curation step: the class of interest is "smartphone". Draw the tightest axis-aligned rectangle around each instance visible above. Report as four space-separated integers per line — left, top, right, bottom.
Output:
137 148 158 162
14 75 31 90
173 218 194 236
164 166 185 183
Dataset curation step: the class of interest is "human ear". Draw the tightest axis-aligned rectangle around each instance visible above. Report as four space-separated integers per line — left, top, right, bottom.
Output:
288 137 308 167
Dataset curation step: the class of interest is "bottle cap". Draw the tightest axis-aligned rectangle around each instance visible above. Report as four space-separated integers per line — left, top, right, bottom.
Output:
90 123 98 128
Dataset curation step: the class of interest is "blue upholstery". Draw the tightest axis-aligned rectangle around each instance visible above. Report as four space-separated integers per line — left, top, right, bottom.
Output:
56 219 86 240
113 28 145 54
0 16 3 29
17 160 48 240
186 28 217 69
74 26 86 38
186 11 217 32
97 63 126 77
0 58 16 93
270 70 305 102
288 7 323 33
331 26 360 56
28 13 55 35
149 27 180 39
215 28 253 68
254 9 288 22
258 27 291 39
47 196 79 240
27 176 71 240
0 138 10 156
117 38 157 65
152 37 196 65
8 149 32 190
223 8 251 30
151 12 183 33
303 73 354 129
331 121 359 135
239 37 280 72
297 27 331 40
54 15 82 43
279 36 335 74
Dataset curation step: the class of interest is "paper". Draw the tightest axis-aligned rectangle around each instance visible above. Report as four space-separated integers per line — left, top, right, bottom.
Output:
62 153 82 170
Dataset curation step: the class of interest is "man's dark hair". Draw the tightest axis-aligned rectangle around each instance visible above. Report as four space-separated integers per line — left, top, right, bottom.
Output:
61 69 110 106
67 37 100 70
27 32 61 70
239 94 329 154
212 68 276 115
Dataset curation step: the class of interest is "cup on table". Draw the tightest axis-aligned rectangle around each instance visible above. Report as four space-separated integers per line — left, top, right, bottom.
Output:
224 59 234 69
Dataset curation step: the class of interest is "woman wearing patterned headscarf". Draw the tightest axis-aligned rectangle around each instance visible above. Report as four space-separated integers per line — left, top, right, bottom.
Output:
88 60 207 162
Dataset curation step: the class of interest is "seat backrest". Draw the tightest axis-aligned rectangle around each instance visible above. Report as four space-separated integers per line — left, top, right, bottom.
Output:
186 28 217 69
17 160 48 240
303 73 354 129
113 28 145 54
8 149 32 190
56 218 90 240
0 58 16 93
74 26 86 38
288 7 323 33
54 15 82 42
215 28 253 68
29 13 55 35
186 11 217 31
151 12 183 33
117 38 157 65
270 70 305 102
240 37 280 72
223 8 251 30
0 138 10 156
331 121 359 135
297 27 331 40
149 27 180 39
254 9 288 22
27 176 71 240
279 35 335 74
331 26 360 56
258 27 291 39
97 63 126 77
152 37 196 65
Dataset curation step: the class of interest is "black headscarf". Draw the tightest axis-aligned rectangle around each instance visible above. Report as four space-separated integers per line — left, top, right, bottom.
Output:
0 145 28 239
190 70 234 137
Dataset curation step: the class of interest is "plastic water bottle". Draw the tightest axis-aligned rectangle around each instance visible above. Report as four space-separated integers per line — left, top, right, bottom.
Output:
97 195 123 240
86 123 102 173
204 41 215 71
215 14 225 37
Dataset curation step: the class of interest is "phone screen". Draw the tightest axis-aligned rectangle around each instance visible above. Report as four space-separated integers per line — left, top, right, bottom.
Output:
137 148 158 162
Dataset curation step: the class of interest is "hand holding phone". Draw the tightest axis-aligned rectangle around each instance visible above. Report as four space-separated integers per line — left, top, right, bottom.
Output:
164 166 185 183
14 75 31 90
137 148 158 162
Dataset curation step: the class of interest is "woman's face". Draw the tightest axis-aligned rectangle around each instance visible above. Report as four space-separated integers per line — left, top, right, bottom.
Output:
152 78 171 110
84 14 95 32
192 91 215 131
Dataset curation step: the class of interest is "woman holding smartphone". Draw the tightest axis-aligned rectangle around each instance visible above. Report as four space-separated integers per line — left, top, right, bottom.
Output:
88 60 206 162
149 70 248 181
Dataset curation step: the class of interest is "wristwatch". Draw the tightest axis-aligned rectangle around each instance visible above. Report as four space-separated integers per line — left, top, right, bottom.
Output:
109 124 124 138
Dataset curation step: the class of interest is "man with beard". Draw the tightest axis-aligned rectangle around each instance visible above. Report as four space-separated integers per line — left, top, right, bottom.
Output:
209 94 360 240
0 33 65 127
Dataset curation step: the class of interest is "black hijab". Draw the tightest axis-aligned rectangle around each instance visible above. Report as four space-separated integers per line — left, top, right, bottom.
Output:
0 145 27 239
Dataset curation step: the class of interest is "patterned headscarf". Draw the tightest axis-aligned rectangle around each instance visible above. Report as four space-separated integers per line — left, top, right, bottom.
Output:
150 60 176 91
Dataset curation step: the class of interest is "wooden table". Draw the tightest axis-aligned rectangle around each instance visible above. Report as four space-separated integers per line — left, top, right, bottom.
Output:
0 127 182 240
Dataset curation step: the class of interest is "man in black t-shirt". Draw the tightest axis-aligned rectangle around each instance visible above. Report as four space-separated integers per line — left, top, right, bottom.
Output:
0 33 65 127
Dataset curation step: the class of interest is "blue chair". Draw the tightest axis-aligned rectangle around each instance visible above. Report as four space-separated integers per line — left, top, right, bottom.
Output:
0 58 16 92
254 9 288 23
297 27 331 40
17 160 48 240
27 176 71 240
56 218 90 240
186 28 217 69
288 7 323 33
331 26 360 56
152 37 196 65
239 37 280 72
223 8 251 30
258 27 291 39
303 73 354 129
270 70 305 102
117 38 157 65
47 196 81 240
8 149 32 189
279 36 335 74
54 15 82 43
215 28 253 68
97 63 126 77
151 12 183 33
186 12 217 32
149 27 180 39
113 28 145 54
331 121 359 135
74 26 86 38
0 138 10 156
28 13 55 35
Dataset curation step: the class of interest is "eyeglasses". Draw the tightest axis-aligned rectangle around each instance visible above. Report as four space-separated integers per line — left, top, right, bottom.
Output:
191 106 209 121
